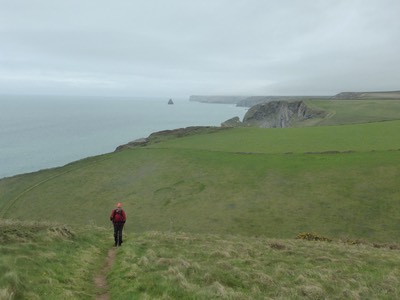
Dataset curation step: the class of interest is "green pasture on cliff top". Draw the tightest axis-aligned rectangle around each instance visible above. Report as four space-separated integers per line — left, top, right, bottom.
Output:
1 117 400 242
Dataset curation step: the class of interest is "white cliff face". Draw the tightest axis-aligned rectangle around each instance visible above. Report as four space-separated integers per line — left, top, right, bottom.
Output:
242 101 321 128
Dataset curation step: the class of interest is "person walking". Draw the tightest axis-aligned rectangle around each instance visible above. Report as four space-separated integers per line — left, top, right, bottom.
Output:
110 202 126 246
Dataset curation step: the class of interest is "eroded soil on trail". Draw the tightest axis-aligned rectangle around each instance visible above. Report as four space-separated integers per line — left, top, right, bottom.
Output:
94 248 117 300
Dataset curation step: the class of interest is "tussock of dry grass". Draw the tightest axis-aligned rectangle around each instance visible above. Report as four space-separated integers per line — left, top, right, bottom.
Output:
109 231 400 299
0 288 14 300
0 219 75 244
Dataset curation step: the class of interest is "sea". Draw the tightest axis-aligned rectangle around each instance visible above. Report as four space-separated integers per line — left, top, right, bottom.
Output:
0 94 247 179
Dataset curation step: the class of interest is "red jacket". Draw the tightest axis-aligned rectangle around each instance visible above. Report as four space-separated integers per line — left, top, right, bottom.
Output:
110 208 126 223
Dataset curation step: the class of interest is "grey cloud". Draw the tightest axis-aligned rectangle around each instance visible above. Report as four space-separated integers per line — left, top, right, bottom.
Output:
1 0 400 97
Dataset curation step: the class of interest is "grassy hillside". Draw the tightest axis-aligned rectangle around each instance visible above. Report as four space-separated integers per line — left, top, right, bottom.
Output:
2 221 400 299
1 120 400 243
108 231 400 299
0 220 109 299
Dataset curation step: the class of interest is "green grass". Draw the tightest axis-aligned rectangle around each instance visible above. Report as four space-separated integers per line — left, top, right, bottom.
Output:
2 222 400 299
306 99 400 125
109 231 400 299
1 99 400 298
1 121 400 242
0 220 110 299
147 120 400 154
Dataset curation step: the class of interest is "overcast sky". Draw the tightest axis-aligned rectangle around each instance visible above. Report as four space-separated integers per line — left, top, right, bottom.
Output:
1 0 399 97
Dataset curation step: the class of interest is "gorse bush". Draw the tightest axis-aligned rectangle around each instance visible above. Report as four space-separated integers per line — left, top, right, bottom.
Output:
296 232 332 242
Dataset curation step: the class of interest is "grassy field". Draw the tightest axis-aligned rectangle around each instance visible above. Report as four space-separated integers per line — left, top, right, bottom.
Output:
147 119 400 153
305 99 400 126
1 99 400 298
1 120 400 242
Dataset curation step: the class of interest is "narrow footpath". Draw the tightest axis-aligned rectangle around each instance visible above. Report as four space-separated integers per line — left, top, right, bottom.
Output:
94 247 117 300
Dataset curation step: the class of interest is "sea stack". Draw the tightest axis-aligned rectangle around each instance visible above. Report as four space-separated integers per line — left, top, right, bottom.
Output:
168 98 174 105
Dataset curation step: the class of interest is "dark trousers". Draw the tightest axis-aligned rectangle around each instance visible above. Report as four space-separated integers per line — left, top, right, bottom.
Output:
113 222 124 245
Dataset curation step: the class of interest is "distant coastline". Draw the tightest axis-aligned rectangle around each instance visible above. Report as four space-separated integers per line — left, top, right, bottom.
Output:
189 90 400 107
0 95 246 179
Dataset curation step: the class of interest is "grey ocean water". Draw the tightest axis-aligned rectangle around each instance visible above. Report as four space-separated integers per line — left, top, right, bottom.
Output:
0 95 246 179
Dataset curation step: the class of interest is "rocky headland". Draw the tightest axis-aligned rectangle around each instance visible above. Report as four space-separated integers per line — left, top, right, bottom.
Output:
118 90 400 151
222 100 327 128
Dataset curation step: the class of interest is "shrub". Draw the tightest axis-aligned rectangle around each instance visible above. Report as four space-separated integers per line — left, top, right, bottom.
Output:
296 232 332 242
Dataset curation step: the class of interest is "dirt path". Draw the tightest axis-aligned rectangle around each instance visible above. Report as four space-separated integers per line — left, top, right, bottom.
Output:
94 247 117 300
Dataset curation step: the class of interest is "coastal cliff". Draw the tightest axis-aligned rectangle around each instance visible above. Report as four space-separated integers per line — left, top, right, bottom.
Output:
222 100 327 128
236 95 329 107
243 100 325 128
